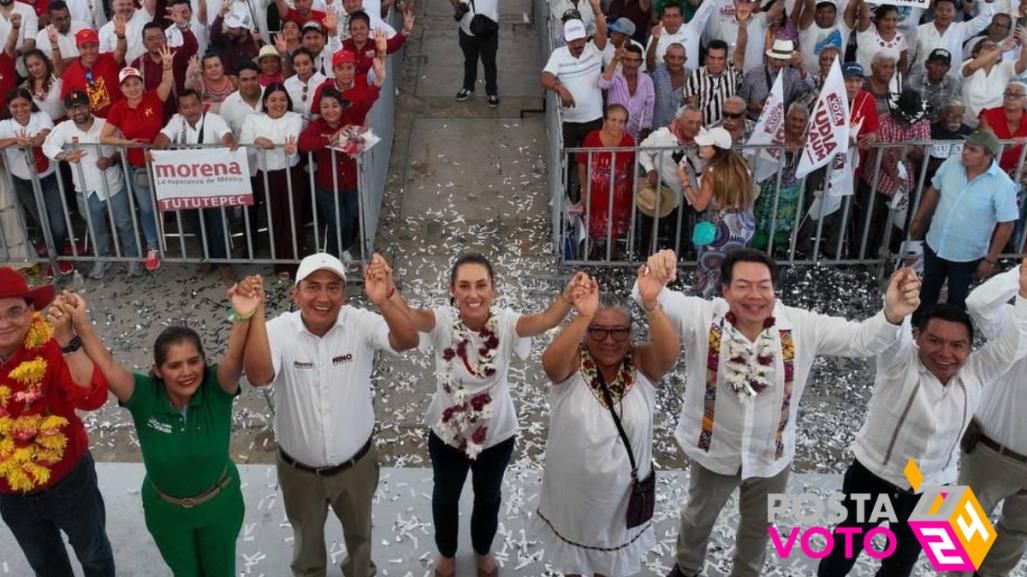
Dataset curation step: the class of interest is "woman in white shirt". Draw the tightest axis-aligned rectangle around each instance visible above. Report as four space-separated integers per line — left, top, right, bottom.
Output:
284 47 326 125
535 268 679 577
390 252 585 577
855 3 909 75
0 88 68 264
21 49 64 121
239 82 305 277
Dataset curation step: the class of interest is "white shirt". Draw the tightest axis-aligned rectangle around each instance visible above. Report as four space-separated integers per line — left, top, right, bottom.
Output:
456 0 498 36
218 89 262 135
166 20 209 57
639 286 901 479
65 0 107 28
913 6 993 77
284 71 326 124
855 27 908 73
967 265 1027 455
35 21 89 58
0 3 38 51
638 126 685 199
160 111 232 145
239 111 303 172
799 20 852 75
99 7 154 63
337 6 396 40
550 0 595 36
702 0 767 74
960 58 1016 127
0 113 56 180
42 118 124 199
24 77 65 121
267 308 399 467
645 0 716 71
543 41 605 123
855 282 1027 490
419 306 530 451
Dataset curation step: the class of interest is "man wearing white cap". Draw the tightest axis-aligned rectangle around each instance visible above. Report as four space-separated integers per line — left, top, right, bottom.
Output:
738 38 813 120
542 0 607 199
244 252 418 577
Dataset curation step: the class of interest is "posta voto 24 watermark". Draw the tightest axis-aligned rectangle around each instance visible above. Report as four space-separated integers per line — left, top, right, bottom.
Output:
766 460 997 571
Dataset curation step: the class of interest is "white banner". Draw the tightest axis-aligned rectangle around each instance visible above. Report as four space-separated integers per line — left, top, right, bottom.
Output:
151 148 254 212
807 149 854 220
875 0 929 8
796 58 850 179
747 72 786 184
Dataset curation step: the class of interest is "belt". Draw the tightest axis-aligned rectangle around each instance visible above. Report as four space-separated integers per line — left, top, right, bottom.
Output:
151 466 231 509
279 436 374 476
979 431 1027 465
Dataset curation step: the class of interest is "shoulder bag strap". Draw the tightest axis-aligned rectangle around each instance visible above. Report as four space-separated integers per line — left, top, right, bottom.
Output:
594 363 639 477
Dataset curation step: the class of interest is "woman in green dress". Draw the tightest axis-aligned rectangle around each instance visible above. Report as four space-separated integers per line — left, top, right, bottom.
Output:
752 102 809 253
55 275 264 577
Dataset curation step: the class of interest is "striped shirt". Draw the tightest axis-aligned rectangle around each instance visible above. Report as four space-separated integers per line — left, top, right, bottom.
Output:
543 42 606 124
684 65 740 126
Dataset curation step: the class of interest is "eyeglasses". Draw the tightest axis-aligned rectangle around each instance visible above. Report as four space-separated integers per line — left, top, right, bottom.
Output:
587 327 630 342
0 305 29 323
723 110 745 119
1004 91 1026 98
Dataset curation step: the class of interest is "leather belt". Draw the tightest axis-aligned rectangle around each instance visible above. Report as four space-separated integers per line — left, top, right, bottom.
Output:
151 466 231 509
980 432 1027 465
279 436 374 476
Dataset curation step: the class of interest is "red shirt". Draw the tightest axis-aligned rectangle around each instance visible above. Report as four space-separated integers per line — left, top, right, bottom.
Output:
285 7 325 25
576 131 636 239
310 76 380 125
850 89 880 136
341 33 406 77
980 106 1027 173
60 54 124 117
0 339 108 494
0 53 15 112
298 117 359 190
106 91 167 167
130 28 198 118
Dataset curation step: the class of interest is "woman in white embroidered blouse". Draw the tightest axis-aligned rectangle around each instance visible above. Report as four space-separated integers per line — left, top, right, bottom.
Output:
239 83 306 278
389 252 587 577
534 267 679 577
21 49 64 121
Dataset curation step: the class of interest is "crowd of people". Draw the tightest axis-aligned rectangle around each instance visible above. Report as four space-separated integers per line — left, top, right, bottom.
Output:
4 247 1027 577
542 0 1027 318
0 0 413 282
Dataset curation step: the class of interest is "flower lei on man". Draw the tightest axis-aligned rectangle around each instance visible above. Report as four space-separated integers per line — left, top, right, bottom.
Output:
0 313 70 492
721 312 777 401
437 314 500 460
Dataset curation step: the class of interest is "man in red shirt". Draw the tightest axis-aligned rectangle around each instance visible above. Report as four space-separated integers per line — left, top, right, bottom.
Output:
275 0 325 27
310 49 385 124
59 24 127 117
0 268 113 576
0 13 19 111
130 18 197 117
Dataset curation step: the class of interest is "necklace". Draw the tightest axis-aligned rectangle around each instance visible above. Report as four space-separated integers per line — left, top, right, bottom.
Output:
579 348 635 407
721 311 777 401
435 314 501 459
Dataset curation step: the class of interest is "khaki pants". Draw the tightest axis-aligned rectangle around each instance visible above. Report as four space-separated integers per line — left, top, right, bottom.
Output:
277 444 381 577
957 444 1027 577
674 462 791 577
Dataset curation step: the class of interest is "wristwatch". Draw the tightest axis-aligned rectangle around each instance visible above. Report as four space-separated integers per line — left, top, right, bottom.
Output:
61 336 83 354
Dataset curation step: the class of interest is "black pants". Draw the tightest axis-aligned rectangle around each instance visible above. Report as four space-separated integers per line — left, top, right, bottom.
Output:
427 431 515 558
562 118 603 203
914 243 981 321
458 28 498 95
817 459 923 577
849 178 898 259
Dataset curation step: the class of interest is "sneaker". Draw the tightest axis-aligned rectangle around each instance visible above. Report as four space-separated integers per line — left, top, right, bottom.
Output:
87 261 112 280
126 261 144 278
55 260 74 276
456 88 473 101
487 94 499 108
145 248 161 271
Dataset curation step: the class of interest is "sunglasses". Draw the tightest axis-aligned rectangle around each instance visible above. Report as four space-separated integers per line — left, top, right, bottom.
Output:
723 111 745 119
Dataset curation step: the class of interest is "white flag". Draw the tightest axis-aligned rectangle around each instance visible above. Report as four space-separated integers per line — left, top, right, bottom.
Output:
807 149 854 220
796 58 849 179
747 72 786 183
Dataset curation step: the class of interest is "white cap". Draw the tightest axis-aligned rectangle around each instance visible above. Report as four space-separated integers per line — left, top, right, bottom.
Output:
563 19 587 42
295 253 347 285
118 67 142 84
693 126 733 150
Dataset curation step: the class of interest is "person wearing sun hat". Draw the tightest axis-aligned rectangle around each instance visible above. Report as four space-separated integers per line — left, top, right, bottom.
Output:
0 267 114 576
739 38 813 121
243 252 419 577
910 128 1020 318
59 25 127 116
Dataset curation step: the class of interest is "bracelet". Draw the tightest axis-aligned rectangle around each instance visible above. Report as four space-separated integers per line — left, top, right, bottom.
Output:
643 301 662 314
61 335 83 354
228 308 255 322
117 34 126 39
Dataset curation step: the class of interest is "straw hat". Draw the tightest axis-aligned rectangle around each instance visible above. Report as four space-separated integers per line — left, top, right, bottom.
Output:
635 181 678 218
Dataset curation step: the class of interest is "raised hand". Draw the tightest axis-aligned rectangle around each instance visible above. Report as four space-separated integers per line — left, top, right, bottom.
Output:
574 277 599 318
562 271 588 304
283 135 298 155
14 128 30 147
114 14 127 37
883 267 921 324
228 274 264 317
323 9 338 32
160 45 174 68
374 29 387 54
274 32 287 54
46 296 75 345
646 249 677 283
10 12 21 29
650 22 662 41
364 253 392 306
186 54 200 77
59 290 89 330
219 0 232 17
402 5 414 34
371 54 386 86
637 263 667 306
46 24 58 44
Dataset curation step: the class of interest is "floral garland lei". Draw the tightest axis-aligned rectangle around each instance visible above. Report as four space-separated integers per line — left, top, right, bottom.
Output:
0 314 70 492
722 312 777 401
579 348 635 407
436 314 500 460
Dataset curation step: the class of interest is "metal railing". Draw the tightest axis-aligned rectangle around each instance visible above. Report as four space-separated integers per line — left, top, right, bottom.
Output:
557 139 1027 273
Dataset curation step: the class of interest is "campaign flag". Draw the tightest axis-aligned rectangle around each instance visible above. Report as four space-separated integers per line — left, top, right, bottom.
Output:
748 71 787 183
796 58 849 179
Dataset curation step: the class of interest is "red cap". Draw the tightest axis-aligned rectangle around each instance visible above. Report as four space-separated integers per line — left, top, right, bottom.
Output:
75 28 99 47
331 49 356 69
